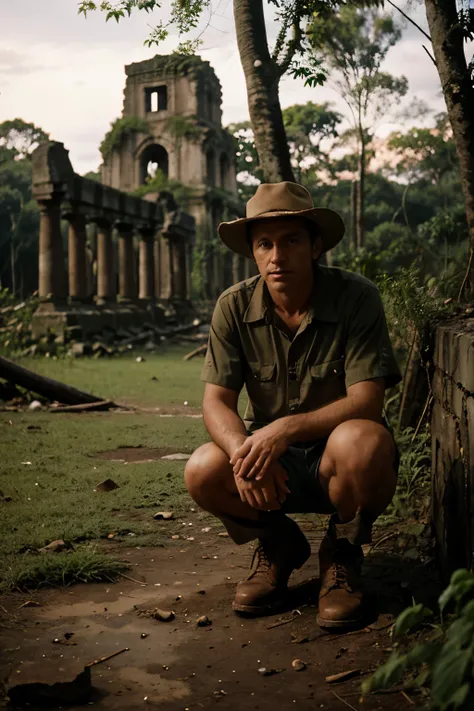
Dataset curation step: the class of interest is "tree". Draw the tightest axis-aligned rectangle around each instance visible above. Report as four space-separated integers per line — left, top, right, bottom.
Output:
78 0 380 184
422 0 474 296
228 101 342 198
0 119 48 296
308 6 407 247
0 119 49 159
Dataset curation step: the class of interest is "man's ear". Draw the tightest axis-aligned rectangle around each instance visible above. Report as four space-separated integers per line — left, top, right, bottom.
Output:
312 235 324 261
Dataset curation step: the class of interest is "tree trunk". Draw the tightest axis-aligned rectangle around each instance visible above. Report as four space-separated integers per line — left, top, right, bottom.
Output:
351 180 358 249
357 130 365 248
233 0 295 183
425 0 474 296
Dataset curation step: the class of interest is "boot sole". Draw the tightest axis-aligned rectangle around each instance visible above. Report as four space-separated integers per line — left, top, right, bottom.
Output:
316 613 365 632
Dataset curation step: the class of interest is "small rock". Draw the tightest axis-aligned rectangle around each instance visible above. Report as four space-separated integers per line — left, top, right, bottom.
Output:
141 633 149 639
94 479 119 493
154 511 174 521
258 668 281 677
28 400 43 411
39 539 72 554
0 491 12 503
161 453 190 461
152 609 175 622
218 532 229 537
184 401 188 406
197 590 206 595
292 659 306 672
136 356 145 363
197 615 212 627
151 376 158 381
171 534 180 540
201 527 211 533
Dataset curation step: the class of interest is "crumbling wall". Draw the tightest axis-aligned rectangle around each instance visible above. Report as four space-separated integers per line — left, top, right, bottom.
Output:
432 317 474 577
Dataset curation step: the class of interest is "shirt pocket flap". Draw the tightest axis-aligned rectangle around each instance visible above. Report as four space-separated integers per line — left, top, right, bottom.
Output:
249 363 276 382
310 357 345 380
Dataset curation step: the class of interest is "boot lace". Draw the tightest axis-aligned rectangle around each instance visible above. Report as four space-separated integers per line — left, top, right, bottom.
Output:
327 560 353 592
248 543 272 578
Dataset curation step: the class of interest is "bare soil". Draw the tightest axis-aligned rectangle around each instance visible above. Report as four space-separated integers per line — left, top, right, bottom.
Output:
0 517 438 711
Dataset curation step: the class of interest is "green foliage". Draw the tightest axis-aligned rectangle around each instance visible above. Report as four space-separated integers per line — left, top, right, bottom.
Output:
0 118 49 158
388 114 458 184
133 168 194 207
83 169 102 182
0 289 40 356
363 569 474 710
100 116 150 159
380 425 431 523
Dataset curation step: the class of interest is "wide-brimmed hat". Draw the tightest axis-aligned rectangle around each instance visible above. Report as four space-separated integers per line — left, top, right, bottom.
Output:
218 181 345 259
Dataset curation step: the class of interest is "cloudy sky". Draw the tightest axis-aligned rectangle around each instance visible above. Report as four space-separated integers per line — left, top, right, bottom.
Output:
0 0 451 175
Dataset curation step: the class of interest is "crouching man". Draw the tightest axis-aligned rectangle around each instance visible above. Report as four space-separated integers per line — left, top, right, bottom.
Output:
184 182 401 631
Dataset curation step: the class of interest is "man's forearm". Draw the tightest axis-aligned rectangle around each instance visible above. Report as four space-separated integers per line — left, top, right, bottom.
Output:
203 399 248 459
283 391 383 445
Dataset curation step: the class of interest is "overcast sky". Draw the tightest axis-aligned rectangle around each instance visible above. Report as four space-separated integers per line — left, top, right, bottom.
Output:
0 0 453 175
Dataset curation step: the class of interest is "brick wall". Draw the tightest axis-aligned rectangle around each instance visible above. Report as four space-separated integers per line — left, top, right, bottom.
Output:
432 318 474 578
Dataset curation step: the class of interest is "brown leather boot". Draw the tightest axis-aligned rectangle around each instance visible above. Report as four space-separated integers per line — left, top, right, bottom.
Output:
317 514 368 631
232 517 310 615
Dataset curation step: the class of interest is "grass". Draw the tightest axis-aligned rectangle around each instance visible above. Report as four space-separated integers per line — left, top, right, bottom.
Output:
18 346 206 408
0 348 211 591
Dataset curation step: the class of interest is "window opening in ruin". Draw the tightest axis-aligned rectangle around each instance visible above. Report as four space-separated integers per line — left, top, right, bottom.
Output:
145 85 168 113
140 144 169 184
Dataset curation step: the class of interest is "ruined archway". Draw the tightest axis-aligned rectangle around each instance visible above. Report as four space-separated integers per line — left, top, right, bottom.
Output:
140 143 169 184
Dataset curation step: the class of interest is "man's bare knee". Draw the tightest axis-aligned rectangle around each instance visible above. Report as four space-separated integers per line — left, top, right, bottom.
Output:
184 442 231 504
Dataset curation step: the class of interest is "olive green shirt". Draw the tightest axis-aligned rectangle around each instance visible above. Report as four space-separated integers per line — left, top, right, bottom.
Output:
202 264 401 431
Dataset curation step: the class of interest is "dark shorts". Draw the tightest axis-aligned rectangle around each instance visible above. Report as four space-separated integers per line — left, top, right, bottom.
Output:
277 438 400 515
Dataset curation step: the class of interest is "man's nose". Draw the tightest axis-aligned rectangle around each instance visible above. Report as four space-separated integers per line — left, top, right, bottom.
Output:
270 246 286 264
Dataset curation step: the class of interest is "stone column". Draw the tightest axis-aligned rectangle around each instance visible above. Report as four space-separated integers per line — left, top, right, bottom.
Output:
171 237 187 301
154 234 161 299
67 214 88 301
96 221 115 303
185 241 192 300
158 234 173 299
117 224 136 300
39 200 67 300
138 229 155 300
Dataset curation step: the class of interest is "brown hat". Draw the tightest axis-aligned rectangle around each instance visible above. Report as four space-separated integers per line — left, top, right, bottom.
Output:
218 181 345 259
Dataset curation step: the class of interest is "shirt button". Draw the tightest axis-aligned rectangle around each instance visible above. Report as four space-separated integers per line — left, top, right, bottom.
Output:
289 404 297 412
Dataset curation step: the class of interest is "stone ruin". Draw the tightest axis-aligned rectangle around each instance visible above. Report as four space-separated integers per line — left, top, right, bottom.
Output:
30 53 254 338
31 141 195 338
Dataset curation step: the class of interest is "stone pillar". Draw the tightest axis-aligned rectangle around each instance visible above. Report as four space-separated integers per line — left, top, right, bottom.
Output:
158 234 173 299
117 224 136 300
39 200 67 300
96 221 115 303
170 237 186 301
138 229 155 300
154 235 161 299
67 214 88 301
185 241 192 300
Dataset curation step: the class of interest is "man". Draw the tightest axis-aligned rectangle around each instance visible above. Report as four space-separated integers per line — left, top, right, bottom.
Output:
184 181 401 631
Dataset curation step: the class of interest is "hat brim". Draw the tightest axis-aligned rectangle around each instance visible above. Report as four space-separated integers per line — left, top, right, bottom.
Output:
218 208 345 259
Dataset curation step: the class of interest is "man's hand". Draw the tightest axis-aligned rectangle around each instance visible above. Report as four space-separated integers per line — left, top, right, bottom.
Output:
230 419 291 480
234 461 291 511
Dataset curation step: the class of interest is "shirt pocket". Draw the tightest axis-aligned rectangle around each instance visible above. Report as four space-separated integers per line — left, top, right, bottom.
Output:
246 362 277 402
303 356 346 410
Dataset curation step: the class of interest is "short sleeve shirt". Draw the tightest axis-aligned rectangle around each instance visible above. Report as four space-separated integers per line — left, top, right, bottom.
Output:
202 264 401 431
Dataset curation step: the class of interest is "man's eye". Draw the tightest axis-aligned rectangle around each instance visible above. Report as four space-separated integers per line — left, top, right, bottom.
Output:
258 241 271 249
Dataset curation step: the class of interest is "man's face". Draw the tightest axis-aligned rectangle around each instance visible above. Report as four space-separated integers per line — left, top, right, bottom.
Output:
250 217 323 291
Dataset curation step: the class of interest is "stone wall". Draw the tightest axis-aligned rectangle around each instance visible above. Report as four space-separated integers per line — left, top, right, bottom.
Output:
432 316 474 577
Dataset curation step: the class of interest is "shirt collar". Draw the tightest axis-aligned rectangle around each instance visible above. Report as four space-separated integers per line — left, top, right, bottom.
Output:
243 265 339 324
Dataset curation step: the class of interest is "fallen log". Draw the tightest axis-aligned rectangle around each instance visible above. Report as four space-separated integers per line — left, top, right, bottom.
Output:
0 355 108 406
50 400 117 413
183 344 207 361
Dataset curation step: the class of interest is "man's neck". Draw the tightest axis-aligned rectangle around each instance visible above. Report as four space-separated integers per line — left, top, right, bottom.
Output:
267 278 314 320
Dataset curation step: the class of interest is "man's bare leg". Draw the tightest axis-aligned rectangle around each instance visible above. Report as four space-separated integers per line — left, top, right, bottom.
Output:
184 444 310 614
316 419 397 630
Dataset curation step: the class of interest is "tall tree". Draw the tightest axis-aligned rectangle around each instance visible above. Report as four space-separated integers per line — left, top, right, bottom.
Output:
78 0 380 183
228 101 341 197
422 0 474 296
308 6 406 247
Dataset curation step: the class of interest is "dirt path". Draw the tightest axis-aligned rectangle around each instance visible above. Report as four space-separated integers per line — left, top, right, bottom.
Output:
0 518 436 710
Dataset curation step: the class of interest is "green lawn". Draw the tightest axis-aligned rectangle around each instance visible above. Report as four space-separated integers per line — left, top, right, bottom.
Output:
19 346 206 408
0 349 214 591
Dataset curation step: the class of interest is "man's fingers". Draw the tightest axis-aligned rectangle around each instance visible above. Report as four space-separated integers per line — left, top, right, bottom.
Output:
233 458 243 477
230 440 252 466
247 453 269 480
239 450 261 480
